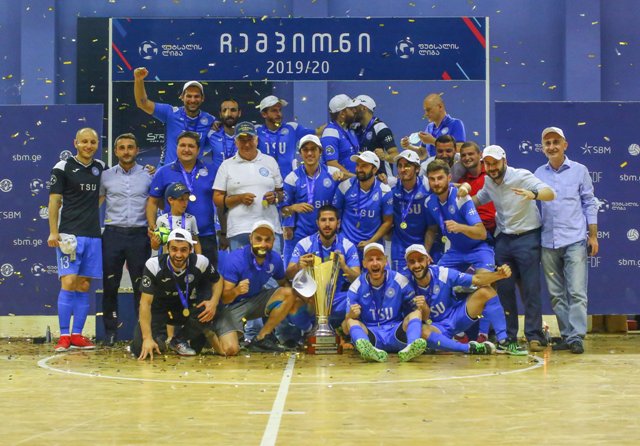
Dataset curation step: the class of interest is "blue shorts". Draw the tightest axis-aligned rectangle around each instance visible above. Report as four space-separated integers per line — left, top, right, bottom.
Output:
367 322 407 353
438 246 495 272
56 236 102 279
430 301 475 338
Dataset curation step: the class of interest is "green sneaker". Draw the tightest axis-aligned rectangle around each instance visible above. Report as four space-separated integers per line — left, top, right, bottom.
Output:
355 339 388 362
468 340 496 355
496 341 529 356
398 338 427 362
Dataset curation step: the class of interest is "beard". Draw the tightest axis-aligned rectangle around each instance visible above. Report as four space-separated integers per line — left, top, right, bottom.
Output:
356 170 375 182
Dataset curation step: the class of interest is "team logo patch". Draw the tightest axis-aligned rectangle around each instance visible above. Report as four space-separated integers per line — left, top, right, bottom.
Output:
372 192 379 201
448 205 455 214
386 287 395 298
91 166 100 176
441 127 449 135
198 168 208 177
323 178 332 188
280 128 289 135
200 117 209 126
142 275 151 288
366 131 373 141
325 146 336 155
259 167 270 177
186 274 195 284
267 264 275 274
415 193 423 200
433 285 440 295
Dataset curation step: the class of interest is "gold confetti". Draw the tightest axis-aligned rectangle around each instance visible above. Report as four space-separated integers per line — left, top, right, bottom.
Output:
548 85 557 90
158 90 166 94
63 61 72 65
391 90 399 95
577 122 586 126
92 39 98 43
620 161 628 168
261 15 268 21
11 132 19 138
591 21 599 25
379 24 384 27
199 69 208 74
473 131 479 136
408 19 415 23
45 79 52 83
619 42 629 45
604 136 610 141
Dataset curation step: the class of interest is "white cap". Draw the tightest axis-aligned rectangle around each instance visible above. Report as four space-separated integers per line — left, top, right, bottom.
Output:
363 242 385 258
257 95 288 111
298 134 322 150
251 219 275 235
292 269 317 299
350 151 380 169
182 81 204 95
167 228 197 245
58 233 77 255
393 150 421 165
404 244 429 260
541 126 566 140
329 94 357 113
482 145 507 161
355 94 376 111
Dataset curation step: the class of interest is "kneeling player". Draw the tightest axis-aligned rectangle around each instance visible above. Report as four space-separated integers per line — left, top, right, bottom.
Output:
342 243 428 363
405 244 513 355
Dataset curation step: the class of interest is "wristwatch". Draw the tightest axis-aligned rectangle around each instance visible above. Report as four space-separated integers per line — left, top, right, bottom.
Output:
530 188 539 200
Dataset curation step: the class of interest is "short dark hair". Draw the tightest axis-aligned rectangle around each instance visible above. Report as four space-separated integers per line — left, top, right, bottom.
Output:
220 98 239 110
435 134 457 148
177 130 201 148
426 159 451 176
316 204 339 220
114 133 138 148
460 141 481 154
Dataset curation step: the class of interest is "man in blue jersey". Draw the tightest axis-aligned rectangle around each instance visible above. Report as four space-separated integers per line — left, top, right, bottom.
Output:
333 152 393 258
213 221 299 355
134 67 215 165
286 205 361 329
424 160 526 355
389 150 431 276
207 98 241 180
146 131 218 267
281 135 342 265
48 128 105 352
256 95 315 179
343 243 427 363
321 94 359 177
405 244 511 355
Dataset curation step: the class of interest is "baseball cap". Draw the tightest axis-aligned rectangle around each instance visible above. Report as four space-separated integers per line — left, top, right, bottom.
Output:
251 219 275 235
404 244 429 260
541 127 566 140
167 228 197 245
393 150 421 165
350 151 380 170
329 94 357 113
257 95 288 111
363 242 385 257
482 145 507 161
298 134 322 150
165 182 189 200
234 121 257 138
355 94 376 111
292 269 317 299
58 233 77 256
182 81 204 95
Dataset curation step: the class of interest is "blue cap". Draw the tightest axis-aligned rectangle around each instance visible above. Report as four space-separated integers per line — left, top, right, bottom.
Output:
165 182 189 200
234 121 257 138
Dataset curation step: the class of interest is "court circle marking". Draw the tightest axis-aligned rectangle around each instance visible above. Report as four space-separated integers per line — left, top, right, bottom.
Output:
37 352 544 386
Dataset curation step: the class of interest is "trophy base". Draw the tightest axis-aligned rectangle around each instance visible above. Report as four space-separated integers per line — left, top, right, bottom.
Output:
306 334 342 355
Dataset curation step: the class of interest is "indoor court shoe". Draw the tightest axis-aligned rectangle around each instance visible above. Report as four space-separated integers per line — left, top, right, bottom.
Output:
104 331 117 347
468 341 495 355
570 342 585 354
169 338 196 356
70 334 95 350
476 333 489 344
54 335 71 352
248 334 288 353
528 339 547 352
354 339 388 362
552 341 570 351
398 338 427 362
496 340 528 356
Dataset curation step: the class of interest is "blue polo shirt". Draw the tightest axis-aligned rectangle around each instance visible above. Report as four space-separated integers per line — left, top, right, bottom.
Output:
390 178 431 262
321 121 360 172
408 265 472 323
333 178 393 246
423 114 465 157
206 128 236 181
257 122 314 179
221 245 285 302
152 103 215 165
148 160 216 236
346 270 415 325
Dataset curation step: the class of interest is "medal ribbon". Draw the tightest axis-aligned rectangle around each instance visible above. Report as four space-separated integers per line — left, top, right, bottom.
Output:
400 181 420 226
179 163 198 197
167 213 186 232
167 257 190 313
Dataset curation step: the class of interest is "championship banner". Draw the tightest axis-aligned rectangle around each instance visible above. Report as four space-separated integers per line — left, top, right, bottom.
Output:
0 105 104 315
110 17 487 81
496 101 640 314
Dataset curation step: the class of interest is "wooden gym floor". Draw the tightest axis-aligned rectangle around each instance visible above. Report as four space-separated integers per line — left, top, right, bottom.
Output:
1 334 638 446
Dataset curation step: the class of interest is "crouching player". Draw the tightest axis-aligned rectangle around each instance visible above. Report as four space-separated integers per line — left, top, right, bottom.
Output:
342 243 428 363
404 244 514 355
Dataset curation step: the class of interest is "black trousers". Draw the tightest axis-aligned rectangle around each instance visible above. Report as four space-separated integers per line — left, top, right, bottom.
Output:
102 226 151 333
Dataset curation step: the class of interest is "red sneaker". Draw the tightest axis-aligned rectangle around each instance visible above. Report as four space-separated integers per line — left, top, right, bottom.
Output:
476 333 489 344
454 333 470 344
70 334 95 350
55 335 71 352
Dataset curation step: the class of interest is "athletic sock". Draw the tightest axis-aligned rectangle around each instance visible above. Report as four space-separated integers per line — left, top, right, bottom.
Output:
483 295 508 342
406 318 422 343
349 325 368 344
71 291 90 334
426 332 469 353
57 289 74 336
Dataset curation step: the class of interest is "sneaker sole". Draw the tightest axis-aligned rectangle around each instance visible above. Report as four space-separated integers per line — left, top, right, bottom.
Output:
355 340 388 363
70 345 96 350
398 339 427 362
54 346 70 352
529 341 546 352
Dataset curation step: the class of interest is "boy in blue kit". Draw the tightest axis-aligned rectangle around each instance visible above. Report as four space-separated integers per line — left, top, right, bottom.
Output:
405 244 514 355
424 160 526 355
343 243 427 363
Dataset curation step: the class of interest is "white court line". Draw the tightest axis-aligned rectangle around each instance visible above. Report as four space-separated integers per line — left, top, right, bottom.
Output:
37 352 544 386
260 354 296 446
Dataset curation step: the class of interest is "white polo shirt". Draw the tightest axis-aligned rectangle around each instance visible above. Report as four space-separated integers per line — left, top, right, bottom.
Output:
213 151 283 237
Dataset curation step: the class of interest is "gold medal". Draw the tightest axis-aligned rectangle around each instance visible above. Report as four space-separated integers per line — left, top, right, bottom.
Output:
400 221 408 230
356 221 360 228
182 308 190 317
262 199 269 208
189 194 197 202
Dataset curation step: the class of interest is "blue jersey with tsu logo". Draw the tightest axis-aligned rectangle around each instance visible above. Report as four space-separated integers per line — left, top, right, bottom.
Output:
391 178 431 262
321 121 360 172
257 122 314 179
409 265 472 323
221 245 285 303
